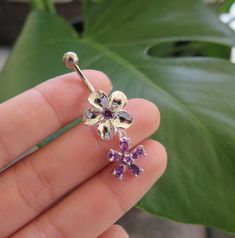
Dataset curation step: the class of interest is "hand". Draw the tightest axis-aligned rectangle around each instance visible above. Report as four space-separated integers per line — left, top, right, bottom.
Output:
0 70 167 238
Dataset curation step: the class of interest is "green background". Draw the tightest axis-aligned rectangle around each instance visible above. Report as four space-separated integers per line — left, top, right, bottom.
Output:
1 0 235 233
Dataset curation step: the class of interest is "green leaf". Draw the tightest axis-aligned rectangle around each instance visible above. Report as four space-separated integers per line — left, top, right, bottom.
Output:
148 41 231 59
30 0 56 13
30 0 45 11
1 0 235 233
218 0 234 13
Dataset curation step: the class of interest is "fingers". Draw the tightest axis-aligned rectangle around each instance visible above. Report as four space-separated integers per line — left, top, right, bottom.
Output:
98 224 129 238
11 140 167 238
0 99 160 237
0 70 111 167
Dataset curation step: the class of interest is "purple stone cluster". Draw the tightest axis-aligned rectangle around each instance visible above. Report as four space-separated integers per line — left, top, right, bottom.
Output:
108 137 146 179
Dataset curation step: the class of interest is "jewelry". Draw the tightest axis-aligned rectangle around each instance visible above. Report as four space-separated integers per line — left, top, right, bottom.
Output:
63 52 146 179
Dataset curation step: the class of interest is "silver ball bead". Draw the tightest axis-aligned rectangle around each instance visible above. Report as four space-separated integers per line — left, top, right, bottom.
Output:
63 52 79 69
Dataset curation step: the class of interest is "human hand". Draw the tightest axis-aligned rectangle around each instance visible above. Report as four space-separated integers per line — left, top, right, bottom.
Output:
0 70 167 238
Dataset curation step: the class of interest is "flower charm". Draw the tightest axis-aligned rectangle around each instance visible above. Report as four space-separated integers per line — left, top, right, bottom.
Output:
107 137 146 179
83 90 133 140
63 52 148 179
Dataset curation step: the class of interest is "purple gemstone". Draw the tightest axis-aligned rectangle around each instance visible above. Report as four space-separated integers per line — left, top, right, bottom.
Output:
132 146 145 160
103 109 113 119
108 150 121 162
120 138 130 152
112 164 125 179
130 164 143 176
123 154 133 165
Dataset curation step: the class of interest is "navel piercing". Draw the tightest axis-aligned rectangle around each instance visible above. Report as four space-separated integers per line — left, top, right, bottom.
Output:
63 52 146 179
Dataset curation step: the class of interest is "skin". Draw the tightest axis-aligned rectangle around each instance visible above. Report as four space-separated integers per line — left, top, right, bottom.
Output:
0 70 167 238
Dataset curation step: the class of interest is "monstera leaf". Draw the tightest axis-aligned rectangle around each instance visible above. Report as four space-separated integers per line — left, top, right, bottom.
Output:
1 0 235 233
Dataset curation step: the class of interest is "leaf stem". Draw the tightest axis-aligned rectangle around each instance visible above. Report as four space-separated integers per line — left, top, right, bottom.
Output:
30 0 56 14
42 0 56 14
30 0 46 11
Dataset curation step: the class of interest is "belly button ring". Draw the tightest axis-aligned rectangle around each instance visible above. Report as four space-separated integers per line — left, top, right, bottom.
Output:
63 52 146 180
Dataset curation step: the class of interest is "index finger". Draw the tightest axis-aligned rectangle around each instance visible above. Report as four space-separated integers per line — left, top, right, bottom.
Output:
0 70 111 168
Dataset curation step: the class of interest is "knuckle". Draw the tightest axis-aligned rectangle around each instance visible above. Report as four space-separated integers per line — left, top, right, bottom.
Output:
30 214 65 238
29 221 48 238
0 138 12 168
33 86 63 126
13 158 56 213
99 175 127 214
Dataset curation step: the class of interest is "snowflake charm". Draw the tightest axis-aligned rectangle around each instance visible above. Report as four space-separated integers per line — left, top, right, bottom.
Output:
83 90 133 140
107 137 146 179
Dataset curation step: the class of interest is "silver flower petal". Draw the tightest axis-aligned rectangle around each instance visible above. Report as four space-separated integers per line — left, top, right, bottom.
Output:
83 108 103 126
97 120 113 140
88 90 108 111
108 91 127 112
113 110 133 129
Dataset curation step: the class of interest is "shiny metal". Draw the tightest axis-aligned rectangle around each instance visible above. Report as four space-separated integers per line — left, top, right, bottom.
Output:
63 52 95 93
88 90 108 111
113 110 133 129
98 120 113 140
117 129 128 139
83 108 103 126
63 52 79 69
108 91 127 112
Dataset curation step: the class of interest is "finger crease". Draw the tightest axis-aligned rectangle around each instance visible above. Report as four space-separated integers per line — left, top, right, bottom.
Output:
33 87 63 128
14 158 56 213
32 214 66 238
98 174 126 214
0 137 12 169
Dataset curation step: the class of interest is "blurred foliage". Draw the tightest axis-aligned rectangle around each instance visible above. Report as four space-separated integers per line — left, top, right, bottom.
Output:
217 0 235 12
148 41 231 59
205 0 235 13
